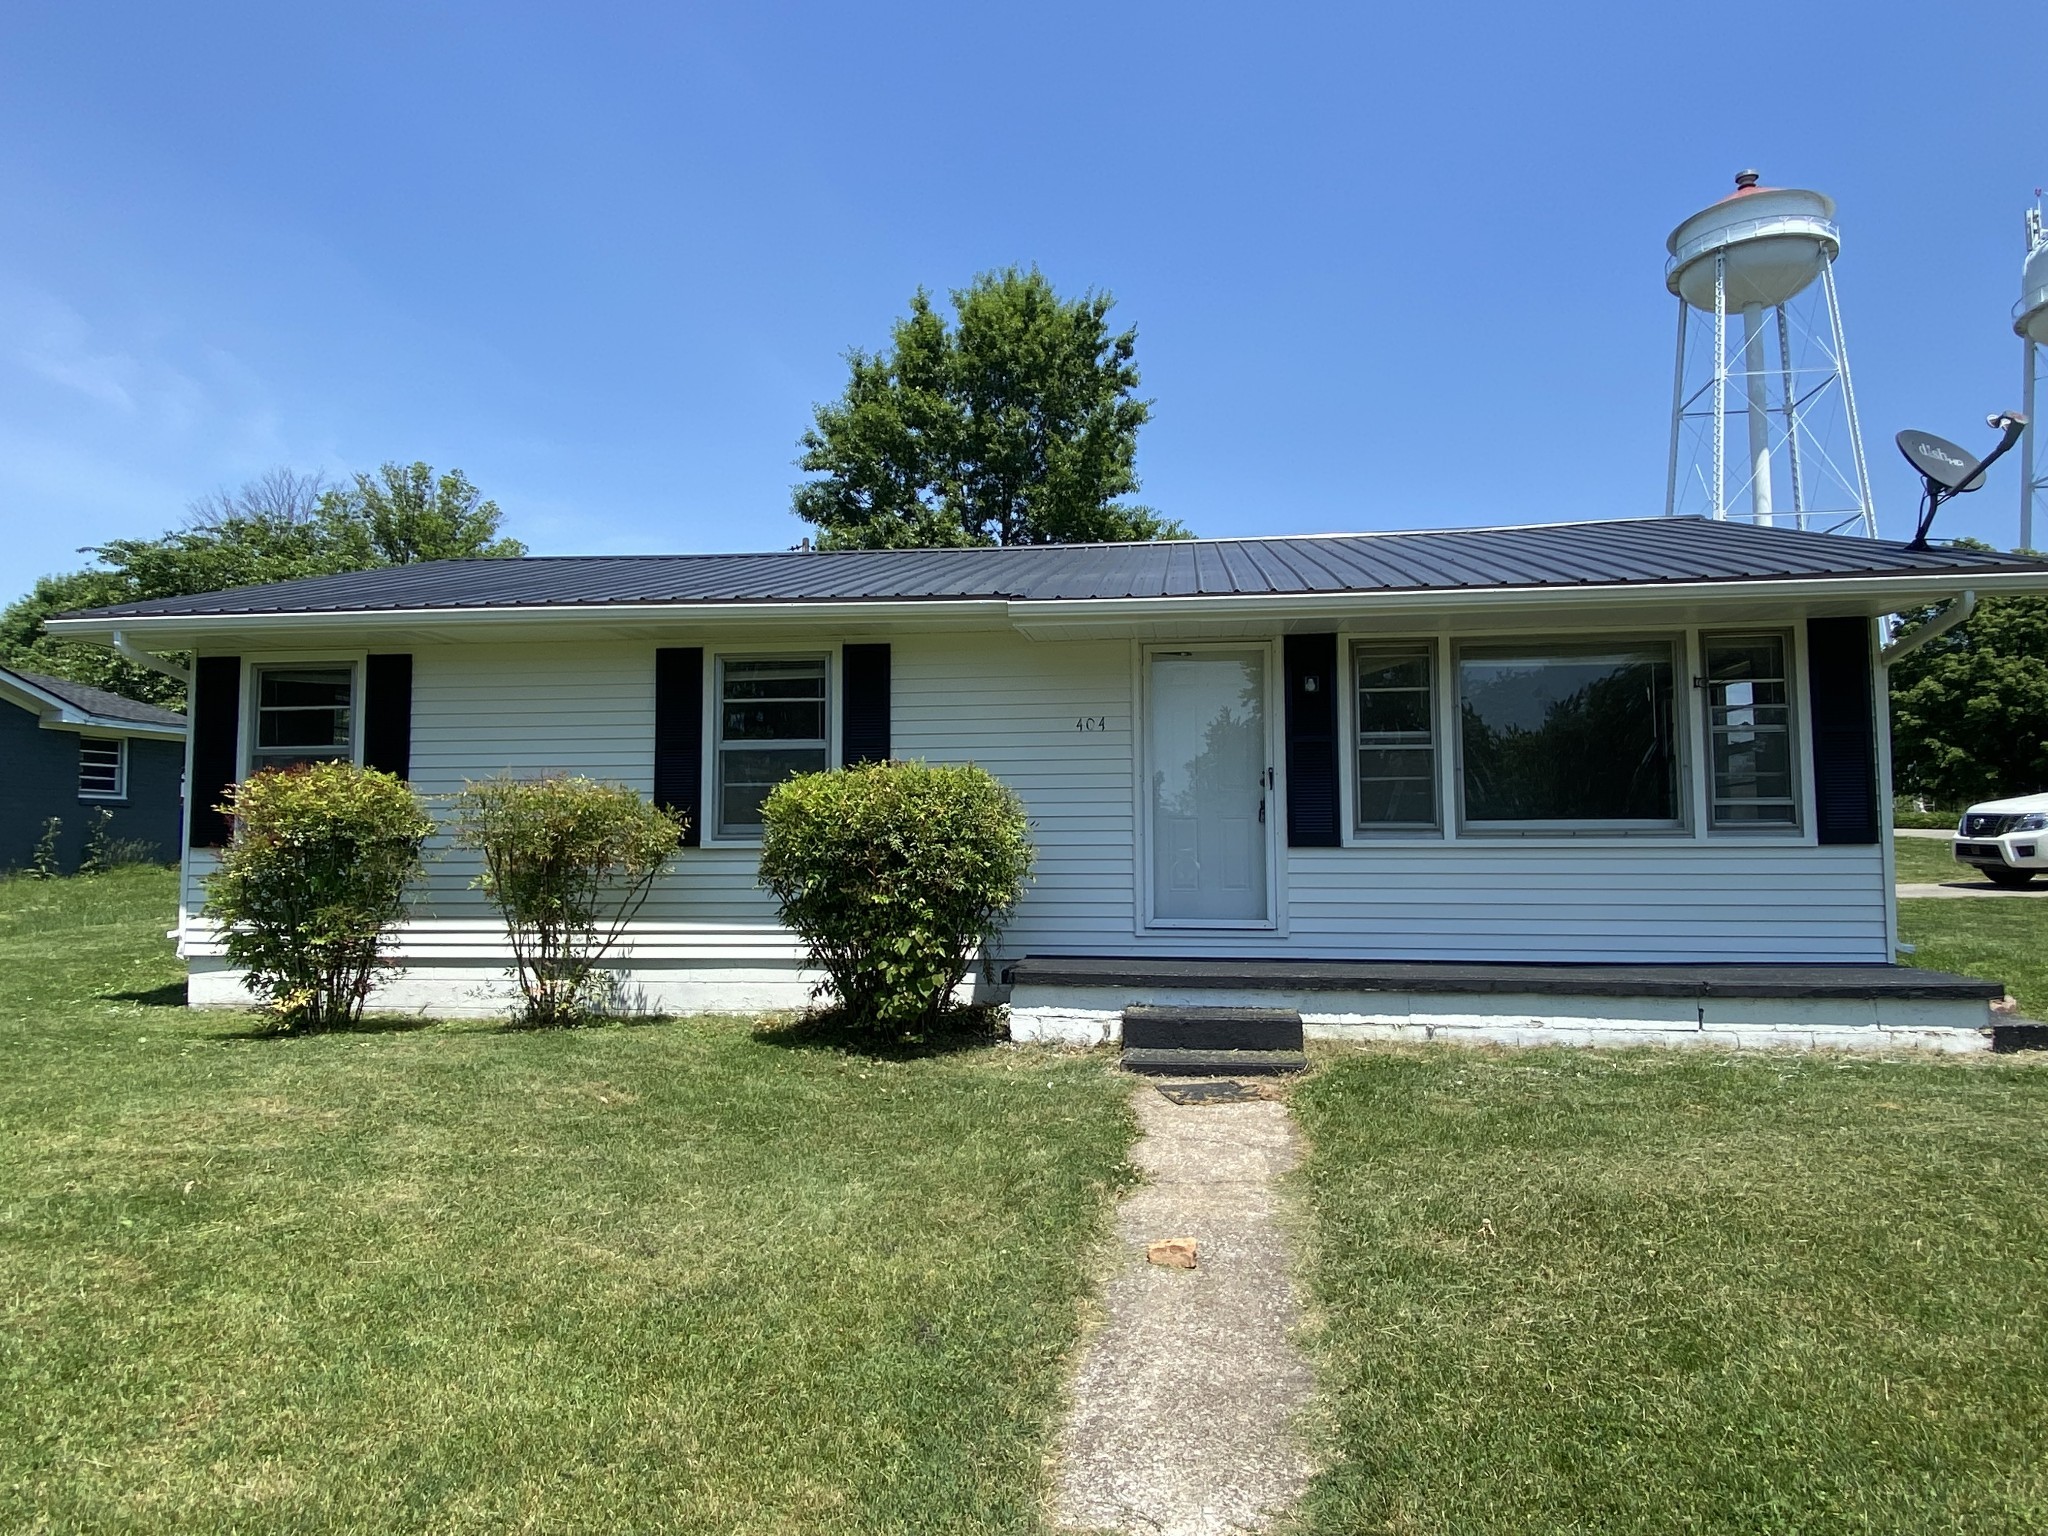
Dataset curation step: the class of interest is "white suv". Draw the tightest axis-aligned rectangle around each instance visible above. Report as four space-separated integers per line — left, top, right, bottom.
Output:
1953 793 2048 887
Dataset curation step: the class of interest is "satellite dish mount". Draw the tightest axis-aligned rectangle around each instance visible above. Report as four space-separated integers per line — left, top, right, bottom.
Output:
1899 414 2029 549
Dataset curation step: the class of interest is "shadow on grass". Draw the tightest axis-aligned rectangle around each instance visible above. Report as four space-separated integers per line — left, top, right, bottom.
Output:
753 1004 1006 1061
204 1013 442 1041
102 981 187 1008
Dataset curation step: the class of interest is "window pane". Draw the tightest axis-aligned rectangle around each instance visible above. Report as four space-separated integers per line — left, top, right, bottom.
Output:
1459 644 1678 822
721 701 825 741
79 739 122 796
253 666 352 766
1356 746 1435 824
718 746 828 833
1705 634 1796 827
1354 645 1437 829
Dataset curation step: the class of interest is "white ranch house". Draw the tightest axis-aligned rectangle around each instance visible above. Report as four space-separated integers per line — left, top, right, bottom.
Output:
50 516 2048 1052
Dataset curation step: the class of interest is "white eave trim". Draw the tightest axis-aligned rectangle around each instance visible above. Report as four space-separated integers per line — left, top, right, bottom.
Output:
39 568 2048 642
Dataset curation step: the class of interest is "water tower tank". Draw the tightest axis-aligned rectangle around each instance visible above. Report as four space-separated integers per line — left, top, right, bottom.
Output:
2017 226 2048 345
1666 171 1839 311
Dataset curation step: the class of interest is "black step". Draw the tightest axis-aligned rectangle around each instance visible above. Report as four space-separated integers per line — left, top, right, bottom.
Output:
1121 1047 1307 1077
1122 1005 1303 1052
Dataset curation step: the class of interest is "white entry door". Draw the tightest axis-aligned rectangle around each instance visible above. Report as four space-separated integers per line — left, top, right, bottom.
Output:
1146 649 1272 924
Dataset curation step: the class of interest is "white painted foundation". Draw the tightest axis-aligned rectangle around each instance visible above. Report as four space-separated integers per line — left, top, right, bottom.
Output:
1007 984 1992 1053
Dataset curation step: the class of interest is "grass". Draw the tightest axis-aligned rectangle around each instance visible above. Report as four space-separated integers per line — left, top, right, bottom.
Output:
1288 1048 2048 1535
0 867 1136 1534
1903 897 2048 1019
1893 829 1966 885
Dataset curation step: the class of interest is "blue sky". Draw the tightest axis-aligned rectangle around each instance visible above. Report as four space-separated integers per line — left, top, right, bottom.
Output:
0 1 2038 599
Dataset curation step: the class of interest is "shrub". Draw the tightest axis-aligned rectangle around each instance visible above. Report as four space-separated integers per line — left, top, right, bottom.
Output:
76 809 155 873
204 763 435 1031
757 760 1033 1031
453 775 684 1024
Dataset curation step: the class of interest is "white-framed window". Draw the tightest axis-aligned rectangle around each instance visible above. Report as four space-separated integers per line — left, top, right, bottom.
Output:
714 654 829 838
1352 642 1439 831
78 737 125 799
1456 638 1683 831
1702 631 1799 830
250 664 356 772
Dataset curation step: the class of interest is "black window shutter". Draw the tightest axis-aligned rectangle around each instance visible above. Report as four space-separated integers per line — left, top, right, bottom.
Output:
1284 633 1341 848
188 655 241 848
654 647 704 847
362 653 413 779
842 643 891 765
1807 616 1879 845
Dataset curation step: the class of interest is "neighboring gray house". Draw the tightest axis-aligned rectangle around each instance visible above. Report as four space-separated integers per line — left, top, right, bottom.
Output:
0 667 185 873
44 516 2048 1049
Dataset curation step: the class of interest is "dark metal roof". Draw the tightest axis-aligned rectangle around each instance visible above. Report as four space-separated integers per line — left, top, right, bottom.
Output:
56 518 2048 621
2 667 186 727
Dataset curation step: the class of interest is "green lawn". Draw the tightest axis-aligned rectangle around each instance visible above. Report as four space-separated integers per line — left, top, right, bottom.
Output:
1289 1049 2048 1535
1893 830 1965 885
0 868 1135 1534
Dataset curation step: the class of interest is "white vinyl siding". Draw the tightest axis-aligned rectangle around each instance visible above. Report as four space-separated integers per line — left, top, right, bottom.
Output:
177 623 1889 971
78 737 125 798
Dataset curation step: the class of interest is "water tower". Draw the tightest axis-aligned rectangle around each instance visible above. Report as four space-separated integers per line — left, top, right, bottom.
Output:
1663 170 1877 536
2017 197 2048 549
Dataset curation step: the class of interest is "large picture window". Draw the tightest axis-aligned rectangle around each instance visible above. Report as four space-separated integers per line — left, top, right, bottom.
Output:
716 655 828 837
1353 643 1438 829
1458 640 1680 828
1703 633 1797 828
251 665 355 771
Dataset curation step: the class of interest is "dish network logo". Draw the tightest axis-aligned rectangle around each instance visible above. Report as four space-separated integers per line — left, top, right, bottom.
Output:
1915 442 1968 470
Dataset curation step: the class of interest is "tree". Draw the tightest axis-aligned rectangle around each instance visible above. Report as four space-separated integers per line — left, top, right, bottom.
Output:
794 267 1186 549
314 462 525 565
1890 581 2048 806
0 462 523 709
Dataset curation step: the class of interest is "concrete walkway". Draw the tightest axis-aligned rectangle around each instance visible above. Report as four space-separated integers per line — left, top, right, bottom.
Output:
1898 881 2048 898
1054 1082 1315 1536
1896 827 1957 840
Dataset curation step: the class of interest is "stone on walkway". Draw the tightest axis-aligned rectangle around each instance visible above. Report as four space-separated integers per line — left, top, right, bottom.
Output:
1053 1081 1314 1536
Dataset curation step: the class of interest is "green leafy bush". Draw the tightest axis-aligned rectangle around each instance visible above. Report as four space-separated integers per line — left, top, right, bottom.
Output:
757 761 1033 1031
453 775 684 1024
204 764 435 1030
30 818 61 879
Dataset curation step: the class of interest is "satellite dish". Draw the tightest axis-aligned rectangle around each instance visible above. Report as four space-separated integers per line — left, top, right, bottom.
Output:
1898 414 2030 548
1896 430 1986 493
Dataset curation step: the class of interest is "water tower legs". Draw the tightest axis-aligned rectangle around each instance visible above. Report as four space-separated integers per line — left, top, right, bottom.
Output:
1742 303 1775 525
2024 337 2040 552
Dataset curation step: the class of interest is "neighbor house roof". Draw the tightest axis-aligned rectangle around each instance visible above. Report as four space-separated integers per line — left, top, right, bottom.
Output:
47 517 2048 625
0 666 186 735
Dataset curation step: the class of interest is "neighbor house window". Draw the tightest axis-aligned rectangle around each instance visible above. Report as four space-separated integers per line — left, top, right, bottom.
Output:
78 737 125 799
715 655 828 837
1703 633 1797 828
1353 643 1438 830
251 665 355 771
1457 639 1681 828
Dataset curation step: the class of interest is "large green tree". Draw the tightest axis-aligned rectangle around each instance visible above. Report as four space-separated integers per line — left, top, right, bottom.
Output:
0 463 523 709
794 267 1186 548
1890 556 2048 805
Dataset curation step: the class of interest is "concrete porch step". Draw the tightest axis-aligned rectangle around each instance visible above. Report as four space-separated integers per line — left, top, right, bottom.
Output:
1122 1005 1304 1052
1120 1046 1307 1077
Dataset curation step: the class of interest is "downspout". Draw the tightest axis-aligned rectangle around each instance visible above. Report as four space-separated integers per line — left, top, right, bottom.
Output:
1880 591 1976 666
110 630 191 686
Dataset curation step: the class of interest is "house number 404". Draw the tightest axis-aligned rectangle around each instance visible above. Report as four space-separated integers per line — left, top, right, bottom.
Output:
1074 715 1109 732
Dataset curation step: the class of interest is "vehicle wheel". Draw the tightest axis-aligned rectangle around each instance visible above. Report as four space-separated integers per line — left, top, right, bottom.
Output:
1982 865 2037 888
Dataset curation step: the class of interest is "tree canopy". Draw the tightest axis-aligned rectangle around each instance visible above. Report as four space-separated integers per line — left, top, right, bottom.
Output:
794 267 1186 549
0 462 522 709
1889 576 2048 807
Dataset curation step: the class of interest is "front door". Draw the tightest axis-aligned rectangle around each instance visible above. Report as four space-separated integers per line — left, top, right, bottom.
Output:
1146 649 1271 924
